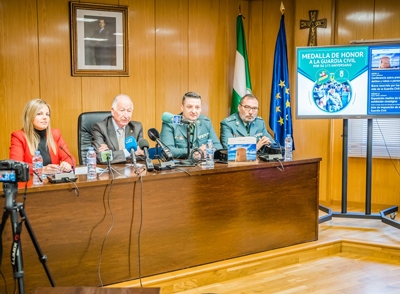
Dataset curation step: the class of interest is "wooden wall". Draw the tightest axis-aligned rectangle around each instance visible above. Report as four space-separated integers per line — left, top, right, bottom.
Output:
1 0 399 206
0 0 253 162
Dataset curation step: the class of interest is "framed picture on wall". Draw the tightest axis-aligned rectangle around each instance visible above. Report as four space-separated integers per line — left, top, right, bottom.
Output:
70 2 129 76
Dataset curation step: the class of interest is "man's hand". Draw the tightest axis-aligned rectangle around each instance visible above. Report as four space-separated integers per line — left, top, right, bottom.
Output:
98 144 109 153
256 136 271 151
135 146 145 156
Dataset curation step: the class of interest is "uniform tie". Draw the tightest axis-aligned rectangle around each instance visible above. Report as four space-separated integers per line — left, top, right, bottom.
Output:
117 128 124 150
245 123 251 135
189 123 195 139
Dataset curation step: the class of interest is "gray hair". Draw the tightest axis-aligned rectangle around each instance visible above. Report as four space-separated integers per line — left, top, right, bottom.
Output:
112 94 133 109
182 92 201 104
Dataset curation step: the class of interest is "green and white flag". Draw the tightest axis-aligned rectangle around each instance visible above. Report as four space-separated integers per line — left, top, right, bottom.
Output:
231 15 252 114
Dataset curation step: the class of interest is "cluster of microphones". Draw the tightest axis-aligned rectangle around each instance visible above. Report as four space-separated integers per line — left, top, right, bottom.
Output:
99 112 186 172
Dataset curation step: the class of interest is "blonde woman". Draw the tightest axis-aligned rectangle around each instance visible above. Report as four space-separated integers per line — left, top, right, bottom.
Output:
9 99 76 174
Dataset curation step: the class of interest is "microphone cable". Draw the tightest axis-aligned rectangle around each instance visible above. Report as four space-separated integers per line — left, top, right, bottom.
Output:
98 157 115 287
274 158 285 172
136 168 144 287
127 159 144 286
65 178 79 197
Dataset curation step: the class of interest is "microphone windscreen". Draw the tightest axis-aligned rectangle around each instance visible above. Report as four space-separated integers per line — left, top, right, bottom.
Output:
101 150 113 162
161 112 174 123
138 138 150 149
125 136 138 152
147 128 160 141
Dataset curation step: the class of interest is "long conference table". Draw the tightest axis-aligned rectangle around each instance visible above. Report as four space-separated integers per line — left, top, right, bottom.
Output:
0 157 320 293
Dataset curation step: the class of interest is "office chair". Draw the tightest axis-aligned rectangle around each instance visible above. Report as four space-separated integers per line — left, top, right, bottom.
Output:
77 111 111 165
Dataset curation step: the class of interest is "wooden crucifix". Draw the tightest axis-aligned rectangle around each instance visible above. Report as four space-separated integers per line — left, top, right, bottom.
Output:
300 10 327 46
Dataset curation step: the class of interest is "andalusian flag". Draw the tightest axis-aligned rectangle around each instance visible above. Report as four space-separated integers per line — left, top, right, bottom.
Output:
269 12 294 148
231 15 252 114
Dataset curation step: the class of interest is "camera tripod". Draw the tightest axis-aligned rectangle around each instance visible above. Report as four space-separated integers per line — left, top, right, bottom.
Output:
0 182 55 294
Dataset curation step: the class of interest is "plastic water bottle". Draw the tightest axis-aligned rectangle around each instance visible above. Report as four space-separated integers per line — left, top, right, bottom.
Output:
205 139 214 168
32 151 43 185
87 147 97 180
284 134 293 161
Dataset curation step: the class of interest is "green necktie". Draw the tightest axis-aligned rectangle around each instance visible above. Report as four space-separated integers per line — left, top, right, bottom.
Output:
246 123 251 135
189 123 195 140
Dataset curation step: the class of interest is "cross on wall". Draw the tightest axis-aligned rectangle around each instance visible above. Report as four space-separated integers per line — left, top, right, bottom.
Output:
300 10 327 46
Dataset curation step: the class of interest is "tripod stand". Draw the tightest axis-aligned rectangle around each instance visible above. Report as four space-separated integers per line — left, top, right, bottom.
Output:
0 182 55 294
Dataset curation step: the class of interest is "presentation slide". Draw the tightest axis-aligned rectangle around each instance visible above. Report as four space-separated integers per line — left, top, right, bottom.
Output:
369 46 400 115
296 44 400 119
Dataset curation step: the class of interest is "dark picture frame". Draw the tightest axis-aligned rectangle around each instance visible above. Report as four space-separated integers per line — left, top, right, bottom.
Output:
70 2 129 76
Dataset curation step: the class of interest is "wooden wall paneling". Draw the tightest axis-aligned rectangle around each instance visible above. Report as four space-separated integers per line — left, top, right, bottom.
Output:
335 0 375 45
374 0 400 39
155 0 189 132
0 0 40 161
81 0 121 114
248 0 263 101
120 0 156 142
37 0 82 161
293 0 334 202
211 0 247 134
187 0 220 126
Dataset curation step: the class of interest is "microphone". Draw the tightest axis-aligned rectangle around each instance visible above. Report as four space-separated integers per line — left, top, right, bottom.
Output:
161 112 192 125
59 145 75 173
138 139 154 172
147 128 174 161
100 150 113 163
125 136 138 168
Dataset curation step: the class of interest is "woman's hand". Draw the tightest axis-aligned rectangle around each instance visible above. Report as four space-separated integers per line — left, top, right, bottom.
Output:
59 161 72 172
43 164 60 175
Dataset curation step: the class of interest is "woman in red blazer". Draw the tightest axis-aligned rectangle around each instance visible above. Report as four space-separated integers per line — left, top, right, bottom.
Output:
9 99 76 174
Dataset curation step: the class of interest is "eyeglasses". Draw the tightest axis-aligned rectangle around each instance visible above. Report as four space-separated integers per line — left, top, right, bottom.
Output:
240 105 259 112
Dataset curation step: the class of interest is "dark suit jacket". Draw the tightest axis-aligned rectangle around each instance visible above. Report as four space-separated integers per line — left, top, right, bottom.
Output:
91 116 143 164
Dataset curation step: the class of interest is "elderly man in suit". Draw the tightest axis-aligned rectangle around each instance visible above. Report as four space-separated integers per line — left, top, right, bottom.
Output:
91 94 144 163
220 94 275 150
160 92 222 159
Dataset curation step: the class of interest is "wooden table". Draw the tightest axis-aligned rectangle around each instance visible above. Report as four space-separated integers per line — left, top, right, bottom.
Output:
0 157 320 293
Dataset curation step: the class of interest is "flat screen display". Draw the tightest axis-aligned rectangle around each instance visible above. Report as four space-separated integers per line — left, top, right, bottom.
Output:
296 44 400 119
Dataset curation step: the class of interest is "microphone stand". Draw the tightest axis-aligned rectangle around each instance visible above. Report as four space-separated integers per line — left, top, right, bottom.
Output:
186 124 190 159
177 123 195 166
154 143 162 162
98 155 126 178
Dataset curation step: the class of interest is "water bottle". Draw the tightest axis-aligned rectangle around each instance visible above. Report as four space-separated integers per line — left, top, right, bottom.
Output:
284 134 293 161
87 147 97 180
205 139 214 168
32 151 43 185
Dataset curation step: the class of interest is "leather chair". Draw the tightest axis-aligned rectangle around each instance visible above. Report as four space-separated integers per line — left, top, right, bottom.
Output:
77 111 111 165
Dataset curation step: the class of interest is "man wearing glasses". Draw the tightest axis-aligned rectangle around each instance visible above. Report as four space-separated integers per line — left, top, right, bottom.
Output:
220 94 275 150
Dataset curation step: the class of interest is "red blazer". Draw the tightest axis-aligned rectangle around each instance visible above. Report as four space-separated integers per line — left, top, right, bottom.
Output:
9 129 76 174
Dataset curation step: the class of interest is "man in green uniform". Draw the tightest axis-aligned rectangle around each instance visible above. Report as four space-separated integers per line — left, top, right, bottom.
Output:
160 92 223 159
220 94 275 150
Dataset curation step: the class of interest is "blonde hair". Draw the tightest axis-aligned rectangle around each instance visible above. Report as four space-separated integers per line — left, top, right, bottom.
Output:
22 99 57 156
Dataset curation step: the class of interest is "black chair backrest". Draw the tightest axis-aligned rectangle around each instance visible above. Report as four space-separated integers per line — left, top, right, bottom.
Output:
77 111 111 165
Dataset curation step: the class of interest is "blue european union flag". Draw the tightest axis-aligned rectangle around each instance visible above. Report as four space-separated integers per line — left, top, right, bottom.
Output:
269 14 294 149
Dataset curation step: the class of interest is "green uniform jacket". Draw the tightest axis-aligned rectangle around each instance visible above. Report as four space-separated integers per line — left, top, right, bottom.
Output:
160 114 223 159
220 112 275 149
